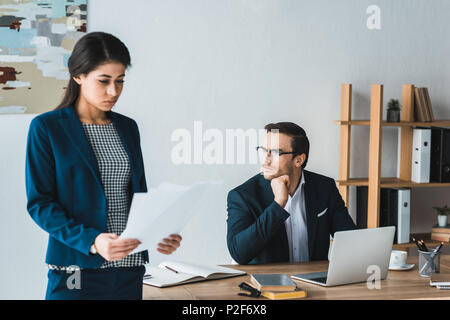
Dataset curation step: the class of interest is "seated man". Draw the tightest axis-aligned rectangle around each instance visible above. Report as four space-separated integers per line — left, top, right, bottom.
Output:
226 122 356 265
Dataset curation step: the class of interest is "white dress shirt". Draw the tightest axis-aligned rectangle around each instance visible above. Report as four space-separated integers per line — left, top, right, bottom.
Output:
283 173 309 262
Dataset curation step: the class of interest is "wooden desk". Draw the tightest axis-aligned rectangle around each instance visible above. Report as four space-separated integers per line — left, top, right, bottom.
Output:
143 255 450 300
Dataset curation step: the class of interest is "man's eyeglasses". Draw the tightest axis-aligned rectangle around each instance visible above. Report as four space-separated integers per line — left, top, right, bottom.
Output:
256 146 296 160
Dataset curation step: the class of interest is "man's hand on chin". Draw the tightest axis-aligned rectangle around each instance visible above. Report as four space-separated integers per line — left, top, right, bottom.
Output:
270 174 290 208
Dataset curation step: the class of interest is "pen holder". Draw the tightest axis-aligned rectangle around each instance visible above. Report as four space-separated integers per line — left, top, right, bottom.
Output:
418 250 440 277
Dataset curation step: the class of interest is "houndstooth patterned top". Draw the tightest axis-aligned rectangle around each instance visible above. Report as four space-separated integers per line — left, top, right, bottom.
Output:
47 121 147 270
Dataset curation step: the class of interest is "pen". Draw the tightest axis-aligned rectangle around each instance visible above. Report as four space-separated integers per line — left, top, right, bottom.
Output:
420 240 430 252
427 242 443 271
434 242 444 254
418 240 427 252
165 265 179 273
413 237 427 252
412 237 423 251
418 240 425 251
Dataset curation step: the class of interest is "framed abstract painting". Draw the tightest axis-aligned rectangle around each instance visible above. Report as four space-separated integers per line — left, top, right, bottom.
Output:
0 0 87 114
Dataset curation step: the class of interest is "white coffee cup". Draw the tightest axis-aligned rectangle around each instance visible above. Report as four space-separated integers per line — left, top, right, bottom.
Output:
389 250 408 268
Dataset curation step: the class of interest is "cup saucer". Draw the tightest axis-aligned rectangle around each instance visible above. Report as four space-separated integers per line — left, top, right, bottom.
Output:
389 263 415 271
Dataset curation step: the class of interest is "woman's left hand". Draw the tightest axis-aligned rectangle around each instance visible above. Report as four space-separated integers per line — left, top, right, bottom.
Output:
157 234 182 255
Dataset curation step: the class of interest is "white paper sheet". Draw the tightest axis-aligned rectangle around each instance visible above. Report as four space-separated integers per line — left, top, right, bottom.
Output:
119 181 222 257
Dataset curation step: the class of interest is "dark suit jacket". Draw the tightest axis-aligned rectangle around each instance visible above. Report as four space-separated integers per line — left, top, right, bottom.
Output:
25 105 148 268
226 170 356 264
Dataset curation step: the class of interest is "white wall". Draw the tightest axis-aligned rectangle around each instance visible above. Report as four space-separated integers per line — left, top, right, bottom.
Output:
2 0 450 299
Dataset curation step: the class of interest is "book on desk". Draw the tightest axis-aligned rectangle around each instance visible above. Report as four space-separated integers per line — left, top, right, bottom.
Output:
430 273 450 289
260 290 307 300
143 260 246 288
250 273 297 291
247 274 307 300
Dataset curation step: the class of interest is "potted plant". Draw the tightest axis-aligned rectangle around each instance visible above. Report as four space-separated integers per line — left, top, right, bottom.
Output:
386 99 401 122
433 205 450 227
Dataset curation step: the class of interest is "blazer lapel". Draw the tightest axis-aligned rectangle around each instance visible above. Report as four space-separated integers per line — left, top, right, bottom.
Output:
258 174 275 207
58 105 138 193
303 170 318 260
58 105 104 192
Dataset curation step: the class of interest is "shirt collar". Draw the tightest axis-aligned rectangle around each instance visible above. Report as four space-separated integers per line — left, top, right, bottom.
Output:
288 171 305 201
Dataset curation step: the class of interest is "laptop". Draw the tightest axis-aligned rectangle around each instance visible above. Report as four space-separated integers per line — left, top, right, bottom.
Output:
291 226 395 287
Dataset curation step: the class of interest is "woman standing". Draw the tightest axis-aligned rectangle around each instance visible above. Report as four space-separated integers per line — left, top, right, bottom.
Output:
25 32 181 300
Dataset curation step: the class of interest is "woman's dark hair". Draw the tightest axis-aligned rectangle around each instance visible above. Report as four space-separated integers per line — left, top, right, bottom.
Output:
55 32 131 110
264 122 310 169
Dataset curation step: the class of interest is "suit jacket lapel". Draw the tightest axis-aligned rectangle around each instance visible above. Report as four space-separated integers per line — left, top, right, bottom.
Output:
58 105 138 193
58 105 104 191
258 174 275 206
303 170 318 260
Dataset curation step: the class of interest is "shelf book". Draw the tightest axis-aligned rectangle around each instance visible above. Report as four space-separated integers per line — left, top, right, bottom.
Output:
423 88 435 121
431 225 450 242
143 261 246 288
414 87 435 122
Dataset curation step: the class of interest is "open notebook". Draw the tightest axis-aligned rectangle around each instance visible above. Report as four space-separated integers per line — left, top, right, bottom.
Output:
143 261 246 288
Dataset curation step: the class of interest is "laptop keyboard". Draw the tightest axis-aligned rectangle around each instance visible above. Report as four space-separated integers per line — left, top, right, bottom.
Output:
314 277 327 284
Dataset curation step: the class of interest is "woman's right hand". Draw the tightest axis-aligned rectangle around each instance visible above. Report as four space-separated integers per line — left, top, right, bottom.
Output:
93 233 141 261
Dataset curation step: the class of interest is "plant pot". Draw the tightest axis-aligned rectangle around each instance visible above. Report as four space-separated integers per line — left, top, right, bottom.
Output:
438 215 448 227
387 109 400 122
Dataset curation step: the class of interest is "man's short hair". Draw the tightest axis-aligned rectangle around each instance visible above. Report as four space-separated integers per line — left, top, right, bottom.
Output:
264 122 310 169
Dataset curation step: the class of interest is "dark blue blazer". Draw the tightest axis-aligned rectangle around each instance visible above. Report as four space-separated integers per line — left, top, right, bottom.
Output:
25 105 148 269
226 171 356 265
